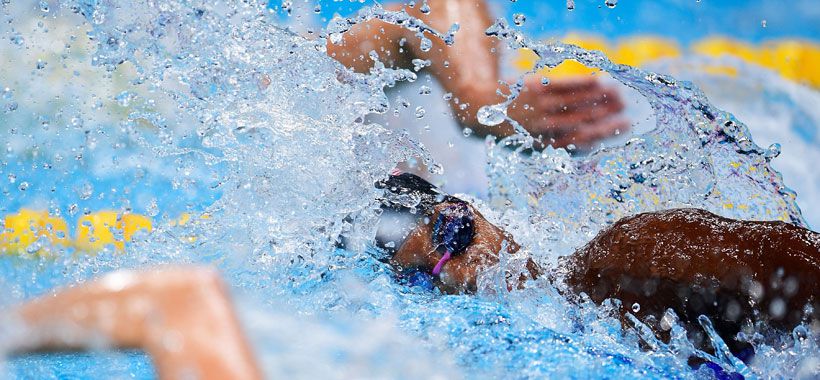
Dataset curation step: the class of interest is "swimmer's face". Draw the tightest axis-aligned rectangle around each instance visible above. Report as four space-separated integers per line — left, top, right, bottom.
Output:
392 202 520 293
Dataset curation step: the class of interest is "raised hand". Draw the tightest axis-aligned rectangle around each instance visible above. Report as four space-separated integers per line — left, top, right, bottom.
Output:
508 75 628 150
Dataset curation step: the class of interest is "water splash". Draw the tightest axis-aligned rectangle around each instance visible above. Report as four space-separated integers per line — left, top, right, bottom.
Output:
0 2 817 379
480 19 806 264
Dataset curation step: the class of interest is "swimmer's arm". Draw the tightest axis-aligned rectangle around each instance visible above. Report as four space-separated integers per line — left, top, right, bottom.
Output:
326 0 512 138
10 267 262 380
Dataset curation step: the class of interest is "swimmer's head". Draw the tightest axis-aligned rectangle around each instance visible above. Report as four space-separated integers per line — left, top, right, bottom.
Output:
376 172 458 214
393 201 527 293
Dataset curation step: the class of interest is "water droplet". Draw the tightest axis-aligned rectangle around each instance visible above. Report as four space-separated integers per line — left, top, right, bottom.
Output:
77 182 94 200
414 106 426 119
765 143 781 159
116 91 135 106
411 58 430 71
419 36 433 52
38 0 49 12
513 14 526 26
463 128 473 137
477 104 507 126
18 182 29 191
10 33 24 46
281 0 293 16
7 174 16 183
631 303 640 313
36 59 47 70
419 1 430 14
566 0 575 10
605 0 617 8
418 86 431 95
146 198 159 217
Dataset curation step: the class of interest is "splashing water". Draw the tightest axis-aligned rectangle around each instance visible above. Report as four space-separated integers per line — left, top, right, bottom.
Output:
0 1 818 379
481 18 806 259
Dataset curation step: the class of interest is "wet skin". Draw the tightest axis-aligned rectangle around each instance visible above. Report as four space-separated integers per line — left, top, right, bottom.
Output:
394 204 820 353
392 202 521 294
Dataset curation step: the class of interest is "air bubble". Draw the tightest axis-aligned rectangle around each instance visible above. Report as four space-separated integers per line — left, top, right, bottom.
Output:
631 303 640 313
605 0 617 8
414 106 426 119
513 14 526 26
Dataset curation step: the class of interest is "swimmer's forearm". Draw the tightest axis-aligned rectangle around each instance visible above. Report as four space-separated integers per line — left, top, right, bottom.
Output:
11 267 262 380
326 0 513 137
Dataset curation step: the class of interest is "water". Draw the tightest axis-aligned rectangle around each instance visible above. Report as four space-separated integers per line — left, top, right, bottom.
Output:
0 1 818 379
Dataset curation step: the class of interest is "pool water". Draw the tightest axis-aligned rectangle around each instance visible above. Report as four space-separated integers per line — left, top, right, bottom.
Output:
0 1 818 379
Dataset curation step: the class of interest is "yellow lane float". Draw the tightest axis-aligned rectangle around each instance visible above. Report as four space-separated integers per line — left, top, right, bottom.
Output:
75 211 153 251
515 34 820 88
0 210 215 255
0 209 70 255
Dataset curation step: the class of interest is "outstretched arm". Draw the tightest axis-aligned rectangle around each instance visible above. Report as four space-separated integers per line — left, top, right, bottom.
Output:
326 0 626 149
10 267 262 380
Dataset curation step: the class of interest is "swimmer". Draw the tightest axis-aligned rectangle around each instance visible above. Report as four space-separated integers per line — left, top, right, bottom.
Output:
384 173 820 357
326 0 628 150
6 173 819 378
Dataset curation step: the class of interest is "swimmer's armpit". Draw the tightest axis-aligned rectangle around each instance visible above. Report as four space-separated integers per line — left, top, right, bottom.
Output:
9 267 262 380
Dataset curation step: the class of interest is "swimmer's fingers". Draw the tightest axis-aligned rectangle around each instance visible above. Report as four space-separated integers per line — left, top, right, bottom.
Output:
550 117 630 150
527 75 601 94
510 76 626 149
538 85 624 115
528 95 624 133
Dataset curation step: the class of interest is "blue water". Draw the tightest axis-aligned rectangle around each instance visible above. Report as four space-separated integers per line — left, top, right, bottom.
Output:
0 1 818 379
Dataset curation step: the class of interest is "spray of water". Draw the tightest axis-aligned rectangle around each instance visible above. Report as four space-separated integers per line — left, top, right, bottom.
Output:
0 1 817 378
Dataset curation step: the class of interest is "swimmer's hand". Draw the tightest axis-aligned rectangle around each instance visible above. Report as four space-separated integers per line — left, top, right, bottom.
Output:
11 267 262 380
392 202 529 294
508 75 628 150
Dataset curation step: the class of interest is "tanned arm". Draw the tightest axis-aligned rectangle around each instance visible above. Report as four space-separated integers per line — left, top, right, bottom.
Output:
326 0 627 149
10 267 262 380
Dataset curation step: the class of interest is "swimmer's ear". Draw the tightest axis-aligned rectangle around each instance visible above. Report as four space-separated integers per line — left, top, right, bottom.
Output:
391 223 436 271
